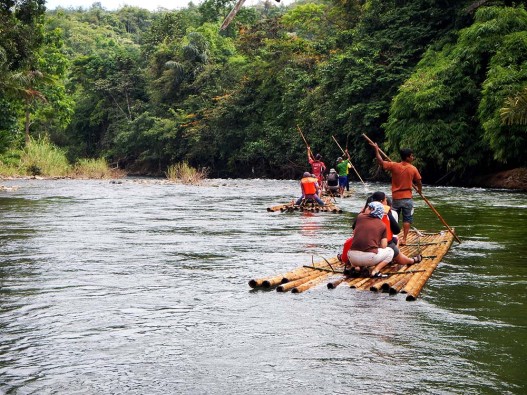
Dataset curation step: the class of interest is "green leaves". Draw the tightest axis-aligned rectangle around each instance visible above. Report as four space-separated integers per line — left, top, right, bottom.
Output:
386 5 527 178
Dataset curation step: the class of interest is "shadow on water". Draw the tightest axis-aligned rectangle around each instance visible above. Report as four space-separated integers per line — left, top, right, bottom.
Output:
0 179 525 394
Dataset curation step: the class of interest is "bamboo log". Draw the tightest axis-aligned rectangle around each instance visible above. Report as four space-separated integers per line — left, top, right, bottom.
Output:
404 267 435 301
378 269 422 292
404 237 454 300
380 271 407 292
248 278 265 288
346 277 364 288
280 267 321 284
350 276 372 289
277 270 325 292
389 276 412 295
327 277 347 289
292 273 331 293
401 236 453 298
248 257 341 289
262 274 289 289
369 277 390 292
283 265 338 282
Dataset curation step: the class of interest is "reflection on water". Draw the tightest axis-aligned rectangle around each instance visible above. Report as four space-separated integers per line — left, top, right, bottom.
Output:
0 179 526 394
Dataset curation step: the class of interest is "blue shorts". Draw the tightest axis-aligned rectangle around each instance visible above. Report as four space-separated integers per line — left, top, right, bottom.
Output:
338 176 348 187
392 198 414 223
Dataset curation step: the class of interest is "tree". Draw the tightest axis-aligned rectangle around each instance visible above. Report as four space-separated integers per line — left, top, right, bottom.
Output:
0 0 46 149
386 6 527 179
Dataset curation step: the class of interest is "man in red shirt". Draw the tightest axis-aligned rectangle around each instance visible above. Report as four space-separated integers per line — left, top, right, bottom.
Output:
307 146 326 187
370 142 422 246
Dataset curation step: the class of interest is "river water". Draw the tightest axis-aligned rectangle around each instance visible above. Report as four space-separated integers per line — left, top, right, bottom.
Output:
0 178 525 394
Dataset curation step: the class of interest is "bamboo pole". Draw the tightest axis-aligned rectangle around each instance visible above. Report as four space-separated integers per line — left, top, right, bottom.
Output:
296 125 310 149
380 268 409 292
262 275 289 289
404 234 454 300
403 267 434 300
249 261 325 289
292 273 331 293
331 135 366 185
350 276 372 289
283 268 326 283
277 270 325 292
378 269 423 292
327 277 347 289
346 277 364 288
389 276 412 295
362 133 461 244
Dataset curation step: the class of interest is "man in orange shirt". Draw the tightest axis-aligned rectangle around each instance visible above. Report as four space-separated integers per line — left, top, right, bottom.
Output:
369 142 422 246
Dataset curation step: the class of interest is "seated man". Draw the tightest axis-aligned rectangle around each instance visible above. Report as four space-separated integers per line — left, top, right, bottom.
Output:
326 168 339 195
295 172 325 206
347 201 394 277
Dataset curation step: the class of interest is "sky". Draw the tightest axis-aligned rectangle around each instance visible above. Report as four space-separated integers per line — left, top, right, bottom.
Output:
44 0 289 11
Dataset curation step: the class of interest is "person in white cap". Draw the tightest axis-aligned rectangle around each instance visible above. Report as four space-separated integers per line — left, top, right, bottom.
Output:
326 168 339 195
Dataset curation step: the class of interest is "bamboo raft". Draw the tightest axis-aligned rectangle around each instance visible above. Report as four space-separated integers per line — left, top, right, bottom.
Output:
248 229 455 301
267 197 343 213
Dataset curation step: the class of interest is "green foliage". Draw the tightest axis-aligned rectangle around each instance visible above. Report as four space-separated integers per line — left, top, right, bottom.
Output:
2 0 524 183
479 26 527 164
166 161 208 184
386 5 527 179
500 86 527 126
20 137 70 176
73 157 119 178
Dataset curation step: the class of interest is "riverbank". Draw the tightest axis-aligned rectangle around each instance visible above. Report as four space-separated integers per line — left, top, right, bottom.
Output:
473 168 527 191
2 167 527 191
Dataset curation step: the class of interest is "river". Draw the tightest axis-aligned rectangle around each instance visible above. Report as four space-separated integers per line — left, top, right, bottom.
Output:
0 178 525 394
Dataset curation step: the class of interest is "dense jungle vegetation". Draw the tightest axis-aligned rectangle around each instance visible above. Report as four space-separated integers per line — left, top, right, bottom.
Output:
1 0 526 184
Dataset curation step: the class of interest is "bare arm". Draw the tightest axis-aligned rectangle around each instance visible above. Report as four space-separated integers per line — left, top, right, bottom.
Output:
368 141 384 166
307 146 314 161
414 178 422 194
380 238 388 248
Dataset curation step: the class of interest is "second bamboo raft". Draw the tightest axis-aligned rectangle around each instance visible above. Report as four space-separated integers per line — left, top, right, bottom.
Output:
267 196 343 213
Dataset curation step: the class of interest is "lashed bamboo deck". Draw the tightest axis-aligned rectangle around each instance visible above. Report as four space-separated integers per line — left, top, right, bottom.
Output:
267 196 343 213
248 229 455 301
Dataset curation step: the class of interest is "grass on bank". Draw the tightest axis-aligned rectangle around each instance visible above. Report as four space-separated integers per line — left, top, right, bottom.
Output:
0 138 122 179
166 162 208 184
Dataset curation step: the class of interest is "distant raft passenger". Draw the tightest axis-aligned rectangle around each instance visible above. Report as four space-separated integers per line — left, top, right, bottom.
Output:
295 172 325 206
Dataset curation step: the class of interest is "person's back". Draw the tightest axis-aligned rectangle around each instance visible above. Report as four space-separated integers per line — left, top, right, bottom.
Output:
327 169 339 193
350 213 386 253
347 202 394 276
309 153 326 185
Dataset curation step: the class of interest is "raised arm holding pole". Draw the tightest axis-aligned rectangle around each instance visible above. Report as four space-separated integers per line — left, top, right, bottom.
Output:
331 135 366 186
362 133 460 244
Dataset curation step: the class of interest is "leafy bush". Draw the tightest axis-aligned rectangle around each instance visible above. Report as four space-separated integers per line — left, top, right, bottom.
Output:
72 158 124 179
20 138 71 177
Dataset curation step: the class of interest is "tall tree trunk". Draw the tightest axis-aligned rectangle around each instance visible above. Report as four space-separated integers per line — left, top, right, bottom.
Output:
25 105 30 145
